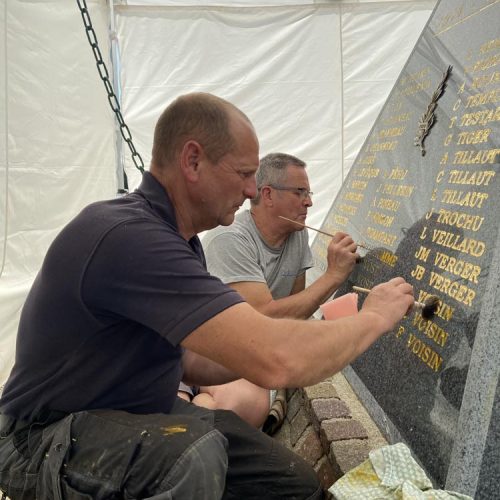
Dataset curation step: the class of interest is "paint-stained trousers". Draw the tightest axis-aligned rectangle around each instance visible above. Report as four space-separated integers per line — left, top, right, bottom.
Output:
0 398 323 500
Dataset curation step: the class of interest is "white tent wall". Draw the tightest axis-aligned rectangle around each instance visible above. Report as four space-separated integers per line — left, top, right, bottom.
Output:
0 0 436 385
116 0 436 232
0 0 117 385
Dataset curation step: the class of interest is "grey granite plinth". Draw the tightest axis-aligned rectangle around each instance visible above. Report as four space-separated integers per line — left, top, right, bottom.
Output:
309 0 500 497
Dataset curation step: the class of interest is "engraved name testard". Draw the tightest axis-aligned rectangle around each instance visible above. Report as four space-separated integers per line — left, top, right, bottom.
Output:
309 0 499 490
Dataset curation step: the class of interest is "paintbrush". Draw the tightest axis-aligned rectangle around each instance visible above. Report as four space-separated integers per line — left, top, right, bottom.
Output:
352 285 440 320
278 216 371 250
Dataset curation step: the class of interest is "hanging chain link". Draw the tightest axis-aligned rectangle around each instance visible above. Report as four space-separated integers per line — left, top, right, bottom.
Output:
76 0 144 176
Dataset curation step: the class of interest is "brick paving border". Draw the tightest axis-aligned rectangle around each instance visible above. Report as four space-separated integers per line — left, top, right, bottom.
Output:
274 372 387 495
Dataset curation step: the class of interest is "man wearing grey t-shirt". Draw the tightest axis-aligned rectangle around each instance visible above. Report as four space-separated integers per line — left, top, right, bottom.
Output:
195 153 359 428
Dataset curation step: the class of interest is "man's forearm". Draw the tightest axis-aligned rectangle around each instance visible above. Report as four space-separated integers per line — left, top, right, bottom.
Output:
182 278 414 389
182 350 239 386
184 306 387 389
259 272 342 319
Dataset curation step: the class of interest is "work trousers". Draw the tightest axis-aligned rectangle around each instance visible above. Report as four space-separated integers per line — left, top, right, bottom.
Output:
0 398 323 499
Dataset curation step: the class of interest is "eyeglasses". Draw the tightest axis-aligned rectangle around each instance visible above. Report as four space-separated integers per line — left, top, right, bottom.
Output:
266 185 313 200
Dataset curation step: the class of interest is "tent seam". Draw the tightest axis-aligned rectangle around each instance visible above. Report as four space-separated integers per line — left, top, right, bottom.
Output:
0 0 9 279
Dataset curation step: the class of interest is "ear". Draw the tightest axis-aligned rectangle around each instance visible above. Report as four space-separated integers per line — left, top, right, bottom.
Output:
179 140 203 183
260 186 274 207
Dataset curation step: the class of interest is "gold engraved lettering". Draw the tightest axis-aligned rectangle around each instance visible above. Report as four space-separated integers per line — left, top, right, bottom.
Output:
338 203 358 216
447 169 495 186
377 198 400 211
344 192 364 203
357 167 379 178
434 252 481 284
460 106 500 127
381 184 415 197
412 315 449 348
333 214 347 226
401 68 429 85
437 208 484 232
431 229 485 257
411 264 426 280
383 112 410 125
360 155 377 165
453 149 500 165
465 89 500 108
368 210 394 228
468 53 500 74
379 126 406 138
456 128 491 144
366 227 397 247
434 5 464 34
351 180 368 190
479 38 500 54
472 71 500 89
440 189 489 209
407 333 443 372
399 80 432 96
369 141 398 152
324 224 342 237
429 272 476 306
415 246 431 262
379 250 398 267
388 167 408 180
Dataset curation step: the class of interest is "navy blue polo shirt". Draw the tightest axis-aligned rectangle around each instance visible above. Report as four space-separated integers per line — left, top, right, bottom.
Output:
0 172 243 420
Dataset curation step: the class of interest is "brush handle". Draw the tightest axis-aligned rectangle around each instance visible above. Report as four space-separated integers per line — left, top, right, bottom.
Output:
352 285 425 308
278 216 371 250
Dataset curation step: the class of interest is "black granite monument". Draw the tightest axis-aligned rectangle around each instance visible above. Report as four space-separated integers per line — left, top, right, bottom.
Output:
309 1 499 497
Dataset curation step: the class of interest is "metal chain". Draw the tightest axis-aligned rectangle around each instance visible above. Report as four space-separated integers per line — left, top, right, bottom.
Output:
76 0 144 177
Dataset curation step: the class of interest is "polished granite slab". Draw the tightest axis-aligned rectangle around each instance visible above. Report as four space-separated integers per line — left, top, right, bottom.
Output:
309 1 499 496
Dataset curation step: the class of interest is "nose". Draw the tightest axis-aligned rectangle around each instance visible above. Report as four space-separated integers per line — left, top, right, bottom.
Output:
244 176 258 199
304 194 313 207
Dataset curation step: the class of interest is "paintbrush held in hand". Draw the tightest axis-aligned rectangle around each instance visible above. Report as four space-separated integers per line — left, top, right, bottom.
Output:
278 216 371 250
352 285 440 320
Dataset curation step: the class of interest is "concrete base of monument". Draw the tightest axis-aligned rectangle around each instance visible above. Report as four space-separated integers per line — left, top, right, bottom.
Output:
274 372 387 496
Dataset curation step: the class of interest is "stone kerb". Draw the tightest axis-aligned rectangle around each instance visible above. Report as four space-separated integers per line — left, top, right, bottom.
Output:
274 372 387 493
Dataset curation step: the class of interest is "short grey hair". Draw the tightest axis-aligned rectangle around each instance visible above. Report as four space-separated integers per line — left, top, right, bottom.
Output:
251 153 306 205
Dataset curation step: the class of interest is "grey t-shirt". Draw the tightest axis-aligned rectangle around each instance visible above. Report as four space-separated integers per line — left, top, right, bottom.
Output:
203 210 313 299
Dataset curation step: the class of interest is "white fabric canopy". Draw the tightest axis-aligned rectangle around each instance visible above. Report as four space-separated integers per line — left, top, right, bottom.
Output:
0 0 435 385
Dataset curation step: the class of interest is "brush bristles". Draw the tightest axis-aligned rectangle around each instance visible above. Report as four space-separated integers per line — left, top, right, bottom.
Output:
421 295 440 320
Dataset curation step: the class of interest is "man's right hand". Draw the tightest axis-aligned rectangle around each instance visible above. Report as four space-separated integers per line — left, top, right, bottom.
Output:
325 232 359 286
359 277 415 333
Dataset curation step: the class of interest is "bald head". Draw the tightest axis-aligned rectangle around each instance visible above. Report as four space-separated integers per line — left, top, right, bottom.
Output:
151 92 252 170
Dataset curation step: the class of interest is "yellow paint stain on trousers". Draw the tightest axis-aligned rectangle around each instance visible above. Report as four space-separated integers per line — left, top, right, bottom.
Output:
161 425 188 435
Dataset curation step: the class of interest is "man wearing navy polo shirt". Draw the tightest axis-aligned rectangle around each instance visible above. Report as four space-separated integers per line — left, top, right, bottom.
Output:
0 92 414 499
